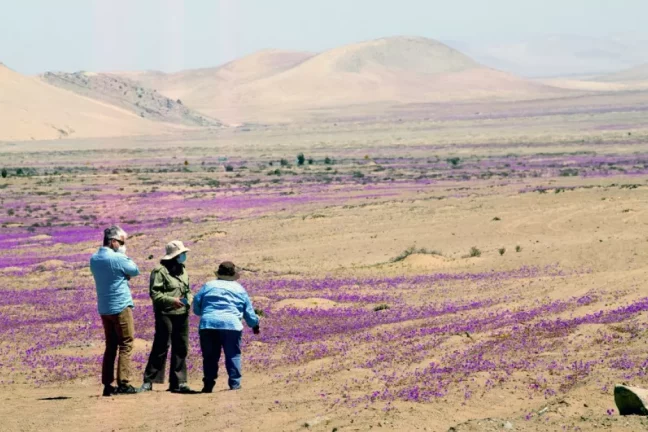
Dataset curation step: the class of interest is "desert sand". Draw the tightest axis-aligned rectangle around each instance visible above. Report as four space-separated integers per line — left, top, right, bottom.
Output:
0 64 184 141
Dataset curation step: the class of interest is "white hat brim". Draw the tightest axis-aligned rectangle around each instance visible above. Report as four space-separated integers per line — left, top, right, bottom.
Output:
161 247 190 261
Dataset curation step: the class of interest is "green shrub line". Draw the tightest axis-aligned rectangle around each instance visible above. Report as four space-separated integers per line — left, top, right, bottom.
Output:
390 246 442 263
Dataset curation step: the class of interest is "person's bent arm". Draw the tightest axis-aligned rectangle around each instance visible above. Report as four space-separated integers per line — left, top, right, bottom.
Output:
192 286 204 316
242 293 260 329
120 256 140 278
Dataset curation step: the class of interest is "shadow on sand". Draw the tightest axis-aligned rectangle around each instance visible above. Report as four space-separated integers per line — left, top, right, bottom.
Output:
37 396 72 401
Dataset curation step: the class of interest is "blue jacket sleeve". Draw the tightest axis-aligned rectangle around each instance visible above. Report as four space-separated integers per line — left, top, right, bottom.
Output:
120 256 140 277
242 292 259 328
193 286 204 316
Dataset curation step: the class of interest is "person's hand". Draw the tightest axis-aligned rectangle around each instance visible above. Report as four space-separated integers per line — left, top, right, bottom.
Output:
172 298 185 309
252 326 260 335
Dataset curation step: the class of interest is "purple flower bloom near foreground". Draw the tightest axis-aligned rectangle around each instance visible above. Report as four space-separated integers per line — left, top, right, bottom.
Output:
1 264 648 408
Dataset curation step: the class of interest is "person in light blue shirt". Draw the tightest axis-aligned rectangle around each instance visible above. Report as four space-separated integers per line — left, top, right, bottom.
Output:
193 261 259 392
89 226 141 397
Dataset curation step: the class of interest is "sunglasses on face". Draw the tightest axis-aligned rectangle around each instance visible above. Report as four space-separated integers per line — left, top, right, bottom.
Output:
114 239 125 245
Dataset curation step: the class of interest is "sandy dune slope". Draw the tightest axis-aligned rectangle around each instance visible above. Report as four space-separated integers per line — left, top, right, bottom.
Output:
121 37 567 124
117 49 315 101
0 63 177 141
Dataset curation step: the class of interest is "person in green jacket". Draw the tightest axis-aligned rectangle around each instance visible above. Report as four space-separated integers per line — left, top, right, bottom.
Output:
140 240 194 393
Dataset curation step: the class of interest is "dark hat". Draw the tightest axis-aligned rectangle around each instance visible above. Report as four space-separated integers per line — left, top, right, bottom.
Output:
216 261 239 281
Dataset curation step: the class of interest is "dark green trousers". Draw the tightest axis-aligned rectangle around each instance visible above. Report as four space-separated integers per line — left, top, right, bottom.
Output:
143 312 189 389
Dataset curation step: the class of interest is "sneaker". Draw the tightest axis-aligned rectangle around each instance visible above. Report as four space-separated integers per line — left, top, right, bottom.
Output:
139 382 152 392
102 385 116 397
229 385 241 391
115 384 140 395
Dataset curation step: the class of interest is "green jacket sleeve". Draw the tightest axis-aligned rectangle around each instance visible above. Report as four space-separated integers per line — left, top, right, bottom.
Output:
186 277 194 306
149 268 176 309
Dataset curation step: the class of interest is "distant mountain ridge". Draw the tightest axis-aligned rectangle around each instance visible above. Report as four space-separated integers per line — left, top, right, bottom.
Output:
594 63 648 83
453 35 648 78
539 62 648 92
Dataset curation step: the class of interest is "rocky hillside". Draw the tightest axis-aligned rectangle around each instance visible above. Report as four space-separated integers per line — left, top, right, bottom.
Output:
41 71 223 127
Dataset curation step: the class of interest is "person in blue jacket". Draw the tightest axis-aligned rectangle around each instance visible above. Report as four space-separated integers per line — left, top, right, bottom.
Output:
193 261 259 393
89 225 141 396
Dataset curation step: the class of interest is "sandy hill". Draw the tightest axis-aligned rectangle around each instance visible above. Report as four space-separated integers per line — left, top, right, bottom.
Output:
235 37 561 104
0 63 181 141
40 71 222 127
118 49 315 101
122 37 566 123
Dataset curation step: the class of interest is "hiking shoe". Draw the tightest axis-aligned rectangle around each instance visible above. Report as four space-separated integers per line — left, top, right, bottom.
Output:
139 382 152 392
115 384 140 395
102 385 116 397
170 384 196 394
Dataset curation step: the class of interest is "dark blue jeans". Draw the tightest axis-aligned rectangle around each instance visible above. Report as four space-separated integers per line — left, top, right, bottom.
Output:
199 329 242 389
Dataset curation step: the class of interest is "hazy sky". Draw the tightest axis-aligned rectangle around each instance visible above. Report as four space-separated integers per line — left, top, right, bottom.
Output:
1 0 647 75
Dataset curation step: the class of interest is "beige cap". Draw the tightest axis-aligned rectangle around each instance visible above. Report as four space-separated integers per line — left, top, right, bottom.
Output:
161 240 190 260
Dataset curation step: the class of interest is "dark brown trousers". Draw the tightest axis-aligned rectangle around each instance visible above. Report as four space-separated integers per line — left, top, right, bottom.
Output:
100 307 134 386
